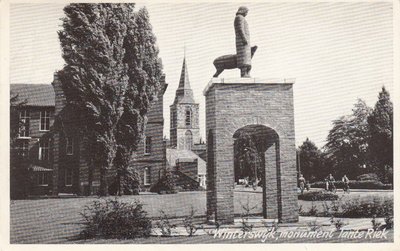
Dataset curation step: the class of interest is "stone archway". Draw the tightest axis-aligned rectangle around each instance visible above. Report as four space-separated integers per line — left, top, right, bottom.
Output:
233 124 281 219
204 78 298 224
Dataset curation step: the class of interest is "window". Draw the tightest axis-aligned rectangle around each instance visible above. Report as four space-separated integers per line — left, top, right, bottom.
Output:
19 110 30 137
38 173 48 186
171 111 176 127
66 137 73 155
40 111 50 131
185 130 193 150
144 136 152 154
65 169 73 186
144 167 151 185
39 140 49 161
19 141 29 158
185 109 191 126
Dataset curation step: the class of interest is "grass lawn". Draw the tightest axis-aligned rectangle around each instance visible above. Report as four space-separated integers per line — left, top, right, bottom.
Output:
10 189 393 244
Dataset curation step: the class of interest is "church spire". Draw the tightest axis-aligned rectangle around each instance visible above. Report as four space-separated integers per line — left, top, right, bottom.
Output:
178 55 191 90
173 52 195 104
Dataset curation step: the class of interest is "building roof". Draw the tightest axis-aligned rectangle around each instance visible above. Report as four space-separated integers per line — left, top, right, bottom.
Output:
178 57 191 90
166 148 206 175
172 57 196 104
10 84 55 107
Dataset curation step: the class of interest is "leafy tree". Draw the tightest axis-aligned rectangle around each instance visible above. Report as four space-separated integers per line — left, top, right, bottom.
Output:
367 87 393 183
234 131 264 184
349 99 372 170
58 4 164 196
58 4 133 195
113 7 164 195
324 99 372 178
297 138 324 182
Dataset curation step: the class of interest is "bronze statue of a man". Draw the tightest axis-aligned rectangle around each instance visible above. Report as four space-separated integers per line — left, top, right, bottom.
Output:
234 6 251 78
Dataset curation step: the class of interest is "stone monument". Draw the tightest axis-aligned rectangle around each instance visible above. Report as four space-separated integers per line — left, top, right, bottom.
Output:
234 6 252 78
205 7 299 224
212 6 257 78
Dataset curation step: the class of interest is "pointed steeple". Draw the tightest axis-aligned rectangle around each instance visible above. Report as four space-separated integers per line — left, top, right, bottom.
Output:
178 57 191 90
173 55 195 104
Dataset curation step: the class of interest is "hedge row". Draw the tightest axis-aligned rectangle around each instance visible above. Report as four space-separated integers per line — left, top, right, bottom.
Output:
299 196 393 218
311 180 392 190
298 190 339 201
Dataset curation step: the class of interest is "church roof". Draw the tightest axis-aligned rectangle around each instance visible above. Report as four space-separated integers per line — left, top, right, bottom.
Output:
166 148 206 175
173 57 196 104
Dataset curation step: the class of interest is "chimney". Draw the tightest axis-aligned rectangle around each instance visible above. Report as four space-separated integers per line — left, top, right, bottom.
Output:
51 71 66 116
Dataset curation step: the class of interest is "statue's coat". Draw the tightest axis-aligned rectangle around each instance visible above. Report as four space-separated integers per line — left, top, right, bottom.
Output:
234 14 251 68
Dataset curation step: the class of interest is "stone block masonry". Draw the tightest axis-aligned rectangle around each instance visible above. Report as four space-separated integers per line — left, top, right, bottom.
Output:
204 78 299 224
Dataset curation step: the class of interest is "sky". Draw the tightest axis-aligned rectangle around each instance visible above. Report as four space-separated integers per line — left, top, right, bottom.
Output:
9 1 394 148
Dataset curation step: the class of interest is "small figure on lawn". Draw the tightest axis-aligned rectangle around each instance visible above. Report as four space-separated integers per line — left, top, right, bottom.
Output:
327 174 336 193
298 174 306 195
342 174 350 193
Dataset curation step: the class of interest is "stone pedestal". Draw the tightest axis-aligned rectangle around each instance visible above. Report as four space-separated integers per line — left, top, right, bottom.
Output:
204 78 299 224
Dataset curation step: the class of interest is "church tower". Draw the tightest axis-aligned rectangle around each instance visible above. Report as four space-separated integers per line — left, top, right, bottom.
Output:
170 57 200 150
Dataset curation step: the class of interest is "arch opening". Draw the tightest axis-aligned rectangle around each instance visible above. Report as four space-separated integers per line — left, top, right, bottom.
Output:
233 124 281 220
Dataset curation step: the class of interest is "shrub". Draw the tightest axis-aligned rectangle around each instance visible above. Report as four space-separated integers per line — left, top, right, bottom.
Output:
371 215 381 231
156 210 177 237
183 206 198 237
80 199 152 239
330 217 346 231
356 173 379 181
307 219 321 231
307 202 318 216
298 190 339 201
240 196 258 233
384 216 393 229
150 171 177 194
298 205 304 214
108 170 141 195
339 196 393 218
311 180 392 190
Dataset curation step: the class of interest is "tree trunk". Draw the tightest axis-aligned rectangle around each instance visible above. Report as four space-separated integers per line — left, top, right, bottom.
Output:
99 166 109 196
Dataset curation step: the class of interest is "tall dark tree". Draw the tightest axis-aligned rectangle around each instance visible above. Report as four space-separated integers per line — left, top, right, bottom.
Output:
58 4 133 195
234 131 265 184
324 99 372 178
297 138 324 182
349 99 372 170
368 86 393 183
113 7 164 195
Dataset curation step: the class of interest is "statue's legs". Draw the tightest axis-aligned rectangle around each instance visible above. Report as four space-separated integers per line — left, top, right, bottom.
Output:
240 65 251 78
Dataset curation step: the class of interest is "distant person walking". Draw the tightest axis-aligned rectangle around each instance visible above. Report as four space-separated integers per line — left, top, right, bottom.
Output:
342 174 350 193
298 174 306 194
327 174 336 193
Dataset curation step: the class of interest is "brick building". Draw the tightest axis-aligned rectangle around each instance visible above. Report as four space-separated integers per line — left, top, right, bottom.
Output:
10 84 55 195
10 74 168 196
